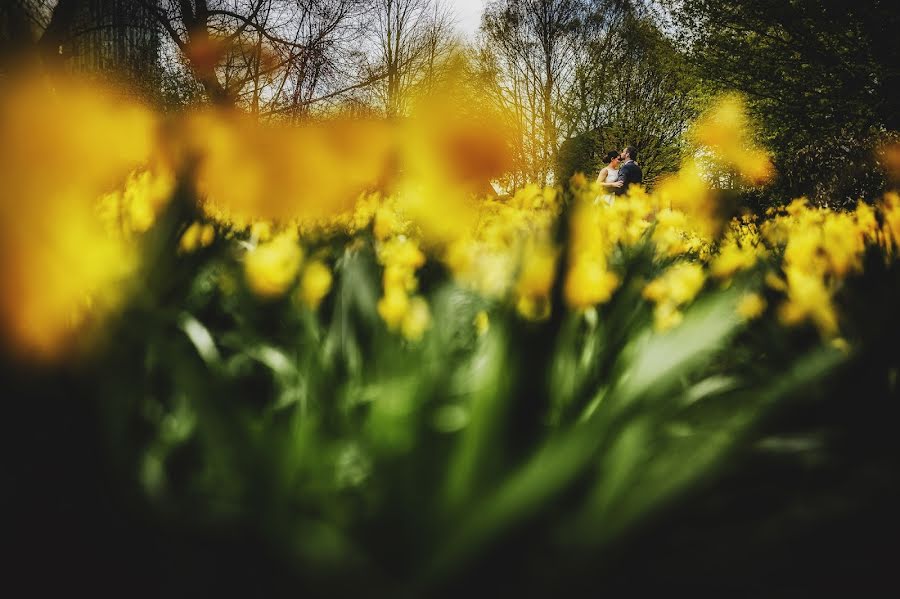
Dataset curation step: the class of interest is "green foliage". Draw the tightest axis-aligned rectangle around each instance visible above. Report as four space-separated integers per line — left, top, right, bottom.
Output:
671 0 900 205
556 13 698 187
15 194 858 595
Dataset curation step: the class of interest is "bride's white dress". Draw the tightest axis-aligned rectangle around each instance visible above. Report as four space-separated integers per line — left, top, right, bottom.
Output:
599 167 619 205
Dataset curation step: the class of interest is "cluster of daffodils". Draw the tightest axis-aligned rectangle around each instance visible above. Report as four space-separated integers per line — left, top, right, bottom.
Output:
443 183 562 319
651 206 714 261
757 198 884 336
241 230 333 310
6 67 900 361
563 178 708 320
637 192 898 336
221 148 896 343
564 179 750 330
690 93 773 185
642 263 706 331
706 215 765 284
564 193 622 311
376 235 430 342
97 168 175 237
872 192 900 256
343 195 430 341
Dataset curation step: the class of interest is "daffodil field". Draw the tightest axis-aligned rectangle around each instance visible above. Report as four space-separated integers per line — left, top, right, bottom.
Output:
5 73 900 595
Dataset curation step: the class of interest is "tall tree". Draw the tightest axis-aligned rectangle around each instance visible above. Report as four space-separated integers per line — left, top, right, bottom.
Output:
560 12 697 185
481 0 590 184
2 1 165 99
669 0 900 205
364 0 456 118
142 0 370 113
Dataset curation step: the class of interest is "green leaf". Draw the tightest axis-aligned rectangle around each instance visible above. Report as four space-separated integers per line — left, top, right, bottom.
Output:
178 312 220 365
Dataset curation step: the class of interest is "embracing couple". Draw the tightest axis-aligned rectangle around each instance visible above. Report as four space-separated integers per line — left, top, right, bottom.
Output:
595 146 643 205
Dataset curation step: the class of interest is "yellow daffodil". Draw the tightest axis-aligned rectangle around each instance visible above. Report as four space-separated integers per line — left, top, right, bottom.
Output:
245 234 303 298
737 293 767 320
377 287 410 330
565 260 620 309
300 261 333 309
474 311 490 336
401 296 431 341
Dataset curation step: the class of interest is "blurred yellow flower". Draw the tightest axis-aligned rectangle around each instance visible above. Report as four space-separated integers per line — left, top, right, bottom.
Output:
374 204 403 240
124 169 174 233
643 262 706 331
0 73 157 360
652 209 690 256
881 192 900 254
444 239 476 280
821 213 863 277
375 233 431 332
653 302 684 332
97 168 174 236
251 221 273 242
854 201 876 234
711 242 758 279
778 266 838 335
186 111 393 225
565 260 620 309
510 183 543 210
383 264 418 293
300 261 333 309
765 271 788 291
691 93 773 185
569 172 588 190
654 159 719 238
737 293 767 320
178 222 202 253
474 310 490 336
378 287 410 330
379 237 426 270
644 263 706 306
244 234 303 298
515 241 558 302
517 295 551 321
199 224 216 248
401 296 431 341
563 200 624 309
830 337 851 354
178 222 215 253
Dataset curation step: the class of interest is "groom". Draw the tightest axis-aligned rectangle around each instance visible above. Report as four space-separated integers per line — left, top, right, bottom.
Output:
613 146 642 195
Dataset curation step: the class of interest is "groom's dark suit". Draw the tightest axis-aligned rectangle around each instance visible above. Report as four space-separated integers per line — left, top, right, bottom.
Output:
614 160 643 194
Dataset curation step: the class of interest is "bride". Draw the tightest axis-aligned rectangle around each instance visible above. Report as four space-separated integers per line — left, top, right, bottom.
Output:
595 150 623 204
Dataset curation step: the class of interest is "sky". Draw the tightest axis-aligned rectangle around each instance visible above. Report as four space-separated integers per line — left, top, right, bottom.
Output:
448 0 485 40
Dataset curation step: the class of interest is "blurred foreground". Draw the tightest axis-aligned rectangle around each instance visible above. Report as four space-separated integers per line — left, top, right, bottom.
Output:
3 73 900 597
